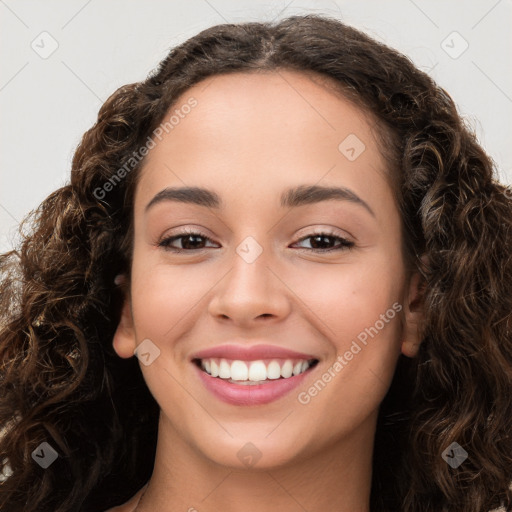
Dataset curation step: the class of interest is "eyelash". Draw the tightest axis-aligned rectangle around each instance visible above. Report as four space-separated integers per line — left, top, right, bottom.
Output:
157 228 355 253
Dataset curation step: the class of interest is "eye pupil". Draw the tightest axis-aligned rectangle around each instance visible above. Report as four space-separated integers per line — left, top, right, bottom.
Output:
311 235 333 249
183 234 204 249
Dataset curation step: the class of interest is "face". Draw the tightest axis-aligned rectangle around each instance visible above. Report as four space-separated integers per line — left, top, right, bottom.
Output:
114 69 422 470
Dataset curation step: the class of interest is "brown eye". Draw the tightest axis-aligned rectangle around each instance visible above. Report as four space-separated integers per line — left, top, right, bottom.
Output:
292 232 355 252
158 230 217 252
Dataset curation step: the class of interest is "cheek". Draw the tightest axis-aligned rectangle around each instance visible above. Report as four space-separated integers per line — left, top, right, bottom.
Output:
130 256 210 339
288 253 405 410
283 252 405 347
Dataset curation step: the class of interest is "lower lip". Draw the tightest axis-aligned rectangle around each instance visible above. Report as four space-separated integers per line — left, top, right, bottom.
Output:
194 363 314 406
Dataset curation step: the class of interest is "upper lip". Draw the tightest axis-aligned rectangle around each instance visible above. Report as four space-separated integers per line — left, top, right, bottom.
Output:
191 344 318 362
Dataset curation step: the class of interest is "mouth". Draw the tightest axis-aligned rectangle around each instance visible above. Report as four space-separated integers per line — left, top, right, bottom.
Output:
192 357 319 405
192 357 319 385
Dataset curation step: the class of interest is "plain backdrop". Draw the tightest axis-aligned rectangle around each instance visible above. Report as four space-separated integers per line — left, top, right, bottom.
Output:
1 0 511 253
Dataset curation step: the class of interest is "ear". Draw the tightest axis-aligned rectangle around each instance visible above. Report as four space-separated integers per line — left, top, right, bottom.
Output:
112 274 137 359
401 256 428 358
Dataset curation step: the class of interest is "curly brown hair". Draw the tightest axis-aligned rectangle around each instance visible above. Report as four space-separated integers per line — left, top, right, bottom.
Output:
1 13 511 512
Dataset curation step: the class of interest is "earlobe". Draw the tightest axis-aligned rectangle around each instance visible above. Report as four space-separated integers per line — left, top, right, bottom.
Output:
112 274 137 359
401 257 428 358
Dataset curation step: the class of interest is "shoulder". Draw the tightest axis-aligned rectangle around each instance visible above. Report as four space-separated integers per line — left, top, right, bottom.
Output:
103 484 148 512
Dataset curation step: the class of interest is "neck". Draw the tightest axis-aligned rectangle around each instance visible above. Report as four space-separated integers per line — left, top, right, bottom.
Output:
137 411 376 512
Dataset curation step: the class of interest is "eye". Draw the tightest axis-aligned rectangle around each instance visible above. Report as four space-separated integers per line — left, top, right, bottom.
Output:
157 229 355 253
291 231 355 252
157 229 217 252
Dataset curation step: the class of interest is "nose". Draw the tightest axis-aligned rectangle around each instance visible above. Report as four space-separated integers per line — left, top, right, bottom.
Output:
207 243 291 328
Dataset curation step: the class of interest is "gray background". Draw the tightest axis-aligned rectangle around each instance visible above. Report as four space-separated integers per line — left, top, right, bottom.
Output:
1 0 511 253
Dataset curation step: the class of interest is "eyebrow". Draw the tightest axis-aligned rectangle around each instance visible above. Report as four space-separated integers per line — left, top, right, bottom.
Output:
145 184 375 217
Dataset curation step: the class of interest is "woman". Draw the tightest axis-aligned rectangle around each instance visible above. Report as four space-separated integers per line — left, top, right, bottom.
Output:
1 14 511 512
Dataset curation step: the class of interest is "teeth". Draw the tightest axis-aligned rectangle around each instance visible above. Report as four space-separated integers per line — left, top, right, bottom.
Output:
292 361 303 376
281 360 293 378
267 361 281 380
230 360 248 380
248 360 267 381
219 359 231 379
199 358 315 382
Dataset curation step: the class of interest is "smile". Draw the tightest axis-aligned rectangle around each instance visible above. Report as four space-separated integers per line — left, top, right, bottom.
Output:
195 357 317 384
192 357 319 405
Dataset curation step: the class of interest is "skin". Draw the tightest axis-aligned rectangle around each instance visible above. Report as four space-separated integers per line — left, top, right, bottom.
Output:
112 69 424 512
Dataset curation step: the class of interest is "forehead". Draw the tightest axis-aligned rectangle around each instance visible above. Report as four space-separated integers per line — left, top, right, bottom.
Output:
135 69 391 215
161 69 375 149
